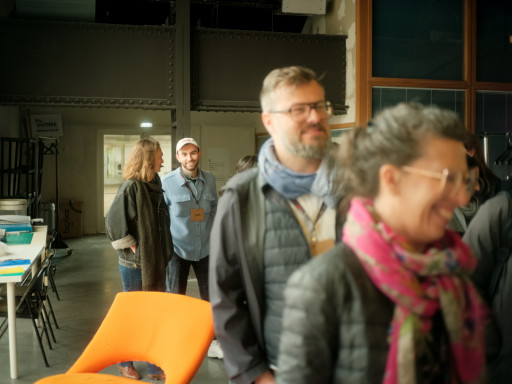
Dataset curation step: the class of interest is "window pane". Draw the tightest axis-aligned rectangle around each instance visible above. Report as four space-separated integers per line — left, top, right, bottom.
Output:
372 87 465 119
431 90 464 114
372 87 406 115
372 0 464 80
475 91 511 134
476 0 512 82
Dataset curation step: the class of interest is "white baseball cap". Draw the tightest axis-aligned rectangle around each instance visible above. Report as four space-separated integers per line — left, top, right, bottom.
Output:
176 138 200 153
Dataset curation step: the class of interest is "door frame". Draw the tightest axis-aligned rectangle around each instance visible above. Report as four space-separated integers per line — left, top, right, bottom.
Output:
96 128 172 233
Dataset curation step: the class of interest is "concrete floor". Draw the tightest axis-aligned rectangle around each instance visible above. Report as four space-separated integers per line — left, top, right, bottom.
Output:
0 234 229 383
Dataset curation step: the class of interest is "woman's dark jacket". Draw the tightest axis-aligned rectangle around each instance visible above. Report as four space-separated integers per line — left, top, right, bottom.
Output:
105 175 172 291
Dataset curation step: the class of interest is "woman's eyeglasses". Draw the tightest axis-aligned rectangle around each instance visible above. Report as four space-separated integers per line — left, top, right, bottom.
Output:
401 166 479 197
269 101 333 122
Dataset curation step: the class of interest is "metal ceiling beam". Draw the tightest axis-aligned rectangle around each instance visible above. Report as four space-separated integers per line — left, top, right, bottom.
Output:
174 0 191 147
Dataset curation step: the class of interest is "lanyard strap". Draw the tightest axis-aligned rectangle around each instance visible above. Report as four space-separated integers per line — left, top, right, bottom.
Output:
291 199 327 244
180 169 202 206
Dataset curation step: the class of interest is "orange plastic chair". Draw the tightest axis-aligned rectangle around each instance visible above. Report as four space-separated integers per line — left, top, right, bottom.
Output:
34 291 215 384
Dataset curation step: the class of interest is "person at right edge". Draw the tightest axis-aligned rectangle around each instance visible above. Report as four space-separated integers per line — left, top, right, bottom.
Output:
463 189 512 384
209 65 346 384
276 103 488 384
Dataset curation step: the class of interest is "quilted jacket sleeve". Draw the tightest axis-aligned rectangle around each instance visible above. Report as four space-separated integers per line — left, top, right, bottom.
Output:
105 181 137 250
464 192 511 297
277 243 393 384
209 187 269 384
463 191 512 366
276 246 343 384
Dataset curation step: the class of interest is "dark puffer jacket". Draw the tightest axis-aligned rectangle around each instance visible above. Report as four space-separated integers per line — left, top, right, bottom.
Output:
276 243 394 384
464 191 512 384
210 169 345 384
262 189 312 367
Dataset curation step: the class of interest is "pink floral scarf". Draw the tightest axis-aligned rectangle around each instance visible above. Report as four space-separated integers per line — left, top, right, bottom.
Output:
342 197 488 384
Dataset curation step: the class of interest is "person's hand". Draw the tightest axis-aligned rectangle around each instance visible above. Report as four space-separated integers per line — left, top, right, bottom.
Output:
254 371 275 384
130 244 136 253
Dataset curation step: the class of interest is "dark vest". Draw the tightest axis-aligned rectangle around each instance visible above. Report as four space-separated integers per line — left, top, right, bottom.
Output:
262 190 311 366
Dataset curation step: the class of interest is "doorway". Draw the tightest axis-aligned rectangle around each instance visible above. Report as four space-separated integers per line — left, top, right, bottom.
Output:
103 134 173 218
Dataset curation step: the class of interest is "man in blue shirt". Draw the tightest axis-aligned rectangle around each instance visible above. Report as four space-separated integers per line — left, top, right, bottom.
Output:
161 137 221 358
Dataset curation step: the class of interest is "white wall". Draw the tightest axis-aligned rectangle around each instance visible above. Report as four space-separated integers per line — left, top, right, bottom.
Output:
308 0 356 125
199 124 255 192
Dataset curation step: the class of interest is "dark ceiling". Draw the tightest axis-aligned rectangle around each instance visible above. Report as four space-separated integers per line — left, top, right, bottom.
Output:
9 0 310 33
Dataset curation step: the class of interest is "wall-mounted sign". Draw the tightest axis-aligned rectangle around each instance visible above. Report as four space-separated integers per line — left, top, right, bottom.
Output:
30 114 63 137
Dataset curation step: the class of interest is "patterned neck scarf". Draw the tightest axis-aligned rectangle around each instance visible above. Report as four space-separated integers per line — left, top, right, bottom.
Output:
258 138 344 208
342 197 488 384
258 138 316 199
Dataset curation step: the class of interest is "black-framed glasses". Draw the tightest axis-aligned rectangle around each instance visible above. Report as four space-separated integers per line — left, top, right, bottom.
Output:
401 166 479 197
269 101 333 122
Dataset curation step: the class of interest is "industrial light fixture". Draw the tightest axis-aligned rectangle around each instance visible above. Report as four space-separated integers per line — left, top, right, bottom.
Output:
140 121 153 128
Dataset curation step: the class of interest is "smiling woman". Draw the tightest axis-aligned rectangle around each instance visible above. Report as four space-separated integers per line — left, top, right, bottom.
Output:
276 102 489 384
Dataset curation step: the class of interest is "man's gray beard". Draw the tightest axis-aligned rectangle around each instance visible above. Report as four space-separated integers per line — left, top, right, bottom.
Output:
283 137 329 160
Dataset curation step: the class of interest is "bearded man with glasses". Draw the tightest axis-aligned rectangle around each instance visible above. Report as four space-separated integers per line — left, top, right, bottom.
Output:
209 66 346 384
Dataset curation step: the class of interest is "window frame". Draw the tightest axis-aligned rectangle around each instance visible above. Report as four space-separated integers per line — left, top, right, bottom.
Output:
356 0 512 133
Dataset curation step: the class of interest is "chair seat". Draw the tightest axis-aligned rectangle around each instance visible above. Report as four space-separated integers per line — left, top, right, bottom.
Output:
0 295 34 317
33 292 215 384
35 373 140 383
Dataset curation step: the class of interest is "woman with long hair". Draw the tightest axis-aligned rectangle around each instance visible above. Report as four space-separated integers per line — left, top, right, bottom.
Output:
106 137 172 381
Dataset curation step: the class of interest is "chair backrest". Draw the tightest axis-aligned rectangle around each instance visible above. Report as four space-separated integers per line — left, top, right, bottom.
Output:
0 262 49 337
67 291 215 384
0 262 46 318
16 262 49 313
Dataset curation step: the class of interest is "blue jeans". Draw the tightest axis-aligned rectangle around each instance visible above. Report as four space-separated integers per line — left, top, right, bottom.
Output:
118 265 163 375
166 253 209 301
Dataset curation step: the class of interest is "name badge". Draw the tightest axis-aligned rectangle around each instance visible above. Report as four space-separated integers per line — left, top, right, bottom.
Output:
191 208 204 222
311 239 335 257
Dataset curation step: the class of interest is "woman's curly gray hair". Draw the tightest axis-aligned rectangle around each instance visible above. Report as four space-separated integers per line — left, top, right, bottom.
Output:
337 102 466 198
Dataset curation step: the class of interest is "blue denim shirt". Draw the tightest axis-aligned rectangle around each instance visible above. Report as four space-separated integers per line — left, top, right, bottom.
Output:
161 167 218 261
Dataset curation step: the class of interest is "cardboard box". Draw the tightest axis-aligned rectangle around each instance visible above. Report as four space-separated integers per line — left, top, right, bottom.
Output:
58 200 83 238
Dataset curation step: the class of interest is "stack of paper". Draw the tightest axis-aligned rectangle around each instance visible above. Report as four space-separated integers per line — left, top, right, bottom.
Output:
6 232 34 244
0 215 32 233
0 259 30 276
0 266 24 276
0 215 31 224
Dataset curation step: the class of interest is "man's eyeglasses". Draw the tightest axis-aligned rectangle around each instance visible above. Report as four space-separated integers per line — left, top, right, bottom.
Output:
269 101 333 122
401 166 479 197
